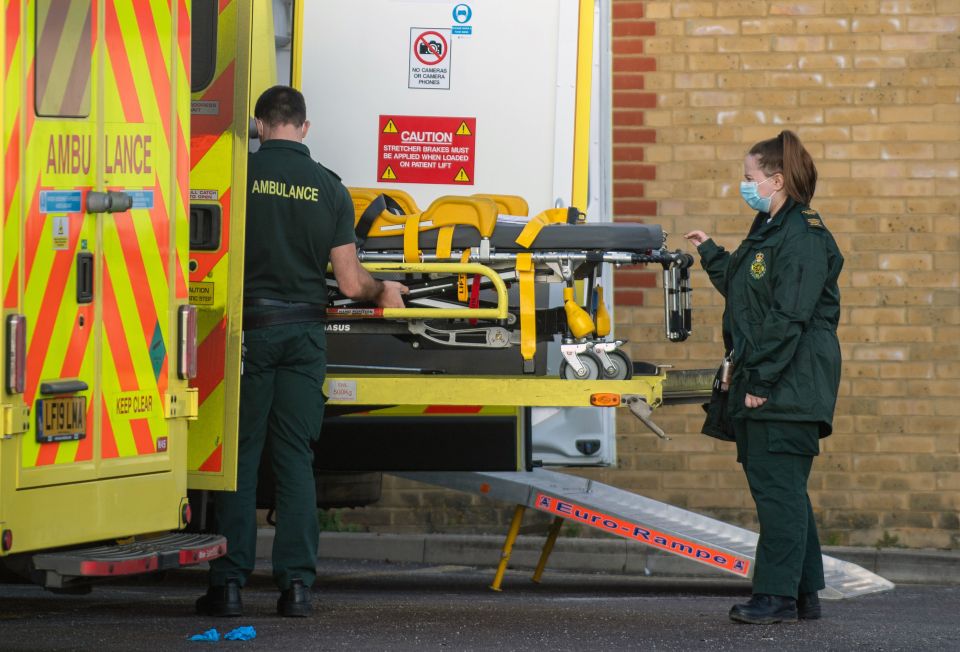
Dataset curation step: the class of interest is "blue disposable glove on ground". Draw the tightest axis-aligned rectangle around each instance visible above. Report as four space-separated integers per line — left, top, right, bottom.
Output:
189 628 220 642
224 626 256 641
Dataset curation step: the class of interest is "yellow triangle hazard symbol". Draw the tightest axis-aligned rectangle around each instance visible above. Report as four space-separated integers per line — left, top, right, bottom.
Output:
383 120 398 134
456 121 471 136
381 166 397 180
454 168 470 182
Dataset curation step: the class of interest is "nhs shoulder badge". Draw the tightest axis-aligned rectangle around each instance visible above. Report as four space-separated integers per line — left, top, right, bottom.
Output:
750 252 766 280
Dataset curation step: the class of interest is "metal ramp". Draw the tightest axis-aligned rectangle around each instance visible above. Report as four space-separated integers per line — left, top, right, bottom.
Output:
395 468 894 600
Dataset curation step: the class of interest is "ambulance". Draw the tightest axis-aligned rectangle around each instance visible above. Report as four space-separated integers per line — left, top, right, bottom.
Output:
1 0 696 591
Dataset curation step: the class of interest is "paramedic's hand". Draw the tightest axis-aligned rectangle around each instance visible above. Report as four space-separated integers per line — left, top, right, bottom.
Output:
684 230 710 247
376 280 408 309
744 393 767 409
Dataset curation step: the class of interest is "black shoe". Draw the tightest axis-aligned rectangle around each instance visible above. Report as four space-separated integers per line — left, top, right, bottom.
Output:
196 580 242 617
729 594 798 624
798 591 822 620
277 579 312 617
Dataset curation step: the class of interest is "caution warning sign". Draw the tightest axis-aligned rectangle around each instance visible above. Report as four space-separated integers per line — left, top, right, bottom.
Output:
377 115 476 185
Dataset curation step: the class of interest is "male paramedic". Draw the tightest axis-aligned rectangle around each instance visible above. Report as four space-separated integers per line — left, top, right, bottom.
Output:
197 85 407 618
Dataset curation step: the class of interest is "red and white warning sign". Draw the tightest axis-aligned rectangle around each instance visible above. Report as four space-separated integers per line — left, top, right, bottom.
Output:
378 115 476 185
409 28 451 90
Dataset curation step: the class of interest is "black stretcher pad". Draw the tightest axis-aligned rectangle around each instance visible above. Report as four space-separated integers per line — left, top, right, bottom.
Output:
360 221 664 253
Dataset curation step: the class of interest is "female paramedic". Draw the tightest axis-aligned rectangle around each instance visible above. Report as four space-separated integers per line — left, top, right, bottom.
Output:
684 130 844 625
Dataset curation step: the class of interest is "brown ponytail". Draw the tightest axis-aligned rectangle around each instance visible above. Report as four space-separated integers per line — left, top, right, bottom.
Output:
749 130 818 206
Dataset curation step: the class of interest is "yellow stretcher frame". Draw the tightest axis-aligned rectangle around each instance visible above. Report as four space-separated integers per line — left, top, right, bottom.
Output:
357 262 508 320
323 374 664 412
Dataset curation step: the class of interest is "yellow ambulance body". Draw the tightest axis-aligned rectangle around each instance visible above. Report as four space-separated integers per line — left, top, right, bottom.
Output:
0 0 274 586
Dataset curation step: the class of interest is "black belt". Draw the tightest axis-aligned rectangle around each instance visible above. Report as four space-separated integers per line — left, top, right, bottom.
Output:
243 298 327 330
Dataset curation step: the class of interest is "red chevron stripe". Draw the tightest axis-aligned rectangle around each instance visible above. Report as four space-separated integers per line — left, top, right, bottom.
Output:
190 60 235 166
178 0 191 85
113 217 160 345
102 260 139 392
4 109 19 222
132 0 171 144
198 442 222 472
5 0 19 74
22 174 44 287
130 418 155 455
219 0 230 14
149 178 170 281
101 396 119 459
24 215 82 405
4 254 18 309
104 2 144 122
194 316 225 406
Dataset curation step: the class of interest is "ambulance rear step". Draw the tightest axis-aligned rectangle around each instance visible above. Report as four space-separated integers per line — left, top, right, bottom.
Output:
395 468 895 600
32 533 226 590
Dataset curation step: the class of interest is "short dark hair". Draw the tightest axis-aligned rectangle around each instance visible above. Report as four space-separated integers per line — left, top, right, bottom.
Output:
254 85 306 128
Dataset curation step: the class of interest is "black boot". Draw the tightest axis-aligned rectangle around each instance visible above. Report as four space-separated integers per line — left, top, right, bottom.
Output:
798 591 822 620
277 579 312 617
729 594 798 624
196 580 243 617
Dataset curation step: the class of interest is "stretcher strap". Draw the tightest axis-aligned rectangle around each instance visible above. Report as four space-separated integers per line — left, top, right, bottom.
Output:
354 193 405 248
515 207 572 249
457 249 471 302
516 253 536 368
436 225 455 259
403 213 422 262
468 273 481 326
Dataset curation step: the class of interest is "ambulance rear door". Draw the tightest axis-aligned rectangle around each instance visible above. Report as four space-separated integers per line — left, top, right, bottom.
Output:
187 0 274 491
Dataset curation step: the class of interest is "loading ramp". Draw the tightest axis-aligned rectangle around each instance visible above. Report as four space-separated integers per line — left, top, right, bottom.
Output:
395 468 894 600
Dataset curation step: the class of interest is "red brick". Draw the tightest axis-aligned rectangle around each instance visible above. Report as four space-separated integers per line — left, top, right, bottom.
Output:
614 144 647 161
613 127 656 143
613 56 657 72
613 199 658 216
615 162 656 180
612 2 644 20
613 74 646 90
613 110 646 127
614 289 646 306
614 91 658 109
616 269 659 288
614 180 646 197
615 38 645 55
612 21 656 37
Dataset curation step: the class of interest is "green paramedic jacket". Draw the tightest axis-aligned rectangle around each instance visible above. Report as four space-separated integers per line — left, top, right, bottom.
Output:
697 197 844 437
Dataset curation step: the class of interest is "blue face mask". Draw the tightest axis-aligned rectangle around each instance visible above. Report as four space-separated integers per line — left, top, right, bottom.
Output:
740 176 776 213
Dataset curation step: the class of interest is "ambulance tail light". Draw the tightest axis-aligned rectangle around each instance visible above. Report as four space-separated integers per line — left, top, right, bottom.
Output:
178 305 198 380
6 315 26 394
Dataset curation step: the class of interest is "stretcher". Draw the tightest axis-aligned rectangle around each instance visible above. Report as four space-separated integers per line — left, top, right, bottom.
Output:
324 189 694 378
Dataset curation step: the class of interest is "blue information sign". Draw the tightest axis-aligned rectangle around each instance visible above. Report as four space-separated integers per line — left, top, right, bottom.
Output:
128 190 155 209
39 190 83 214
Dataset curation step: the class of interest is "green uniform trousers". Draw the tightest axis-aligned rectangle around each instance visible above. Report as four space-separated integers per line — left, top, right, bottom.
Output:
734 418 825 598
209 320 327 590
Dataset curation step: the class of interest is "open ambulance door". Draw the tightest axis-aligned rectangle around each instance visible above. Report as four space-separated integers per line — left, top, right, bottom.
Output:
187 0 276 491
3 0 196 552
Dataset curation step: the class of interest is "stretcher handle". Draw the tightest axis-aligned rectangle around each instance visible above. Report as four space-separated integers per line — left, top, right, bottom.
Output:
360 261 508 320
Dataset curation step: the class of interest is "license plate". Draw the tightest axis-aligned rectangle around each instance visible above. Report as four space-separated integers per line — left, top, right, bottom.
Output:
36 396 87 443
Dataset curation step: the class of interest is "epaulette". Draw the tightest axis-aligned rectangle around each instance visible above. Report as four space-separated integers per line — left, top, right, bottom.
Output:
801 208 825 229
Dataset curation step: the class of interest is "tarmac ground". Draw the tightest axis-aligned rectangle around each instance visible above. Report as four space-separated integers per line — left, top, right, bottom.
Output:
0 556 957 651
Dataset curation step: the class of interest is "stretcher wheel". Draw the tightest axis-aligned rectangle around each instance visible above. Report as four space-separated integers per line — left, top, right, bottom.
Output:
559 354 601 380
601 349 633 380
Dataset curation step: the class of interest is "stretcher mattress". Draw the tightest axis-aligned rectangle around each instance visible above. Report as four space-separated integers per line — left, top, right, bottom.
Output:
361 220 664 253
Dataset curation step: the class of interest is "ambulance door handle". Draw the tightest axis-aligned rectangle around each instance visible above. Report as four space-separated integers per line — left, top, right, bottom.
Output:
86 190 133 214
76 252 94 304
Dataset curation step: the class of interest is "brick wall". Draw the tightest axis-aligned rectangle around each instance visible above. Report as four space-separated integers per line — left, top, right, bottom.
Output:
338 1 959 550
606 0 959 549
